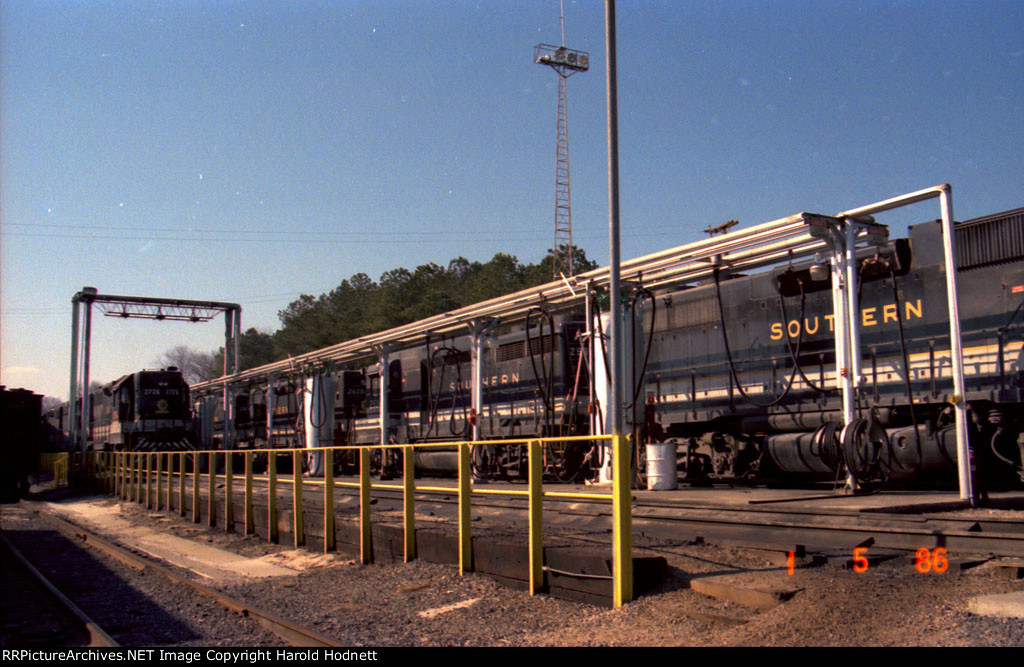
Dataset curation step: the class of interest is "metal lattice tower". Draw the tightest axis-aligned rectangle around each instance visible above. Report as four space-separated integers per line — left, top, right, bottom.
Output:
534 3 588 279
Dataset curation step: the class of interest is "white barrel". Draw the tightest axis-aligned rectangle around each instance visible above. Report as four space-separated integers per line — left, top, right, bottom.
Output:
646 442 678 490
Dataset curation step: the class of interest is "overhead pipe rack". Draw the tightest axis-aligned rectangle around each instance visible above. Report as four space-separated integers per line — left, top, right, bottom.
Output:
192 209 846 392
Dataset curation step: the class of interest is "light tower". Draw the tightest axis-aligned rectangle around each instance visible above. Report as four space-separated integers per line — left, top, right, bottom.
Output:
534 2 589 279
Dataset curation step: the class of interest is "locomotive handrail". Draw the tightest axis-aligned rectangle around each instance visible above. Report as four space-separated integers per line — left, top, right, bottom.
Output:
86 433 635 607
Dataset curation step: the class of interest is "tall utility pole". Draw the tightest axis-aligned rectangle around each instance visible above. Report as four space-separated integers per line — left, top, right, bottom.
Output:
534 0 589 279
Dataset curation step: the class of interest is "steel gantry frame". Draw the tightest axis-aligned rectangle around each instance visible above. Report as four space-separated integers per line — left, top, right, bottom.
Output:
68 289 242 457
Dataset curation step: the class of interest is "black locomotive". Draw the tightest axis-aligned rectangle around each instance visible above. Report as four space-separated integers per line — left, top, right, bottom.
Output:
48 369 195 452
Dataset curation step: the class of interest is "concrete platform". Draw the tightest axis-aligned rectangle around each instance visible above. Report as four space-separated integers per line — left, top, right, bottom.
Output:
968 590 1024 619
37 497 301 581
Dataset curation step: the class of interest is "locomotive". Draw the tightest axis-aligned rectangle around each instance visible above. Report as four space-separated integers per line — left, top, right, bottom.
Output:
638 207 1024 489
193 205 1024 489
201 313 593 480
48 368 195 452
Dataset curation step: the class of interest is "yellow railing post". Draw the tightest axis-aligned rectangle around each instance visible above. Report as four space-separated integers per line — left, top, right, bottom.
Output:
166 453 173 511
178 453 186 517
192 453 201 523
244 453 254 535
268 453 278 543
403 445 416 562
292 450 304 547
359 447 371 564
155 452 162 510
528 439 543 595
458 442 472 575
612 433 633 608
224 450 233 532
144 453 151 508
324 448 335 553
208 452 217 527
128 454 134 501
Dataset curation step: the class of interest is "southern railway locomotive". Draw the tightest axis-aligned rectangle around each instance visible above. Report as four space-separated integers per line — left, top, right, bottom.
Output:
640 209 1024 489
193 205 1024 489
48 369 195 452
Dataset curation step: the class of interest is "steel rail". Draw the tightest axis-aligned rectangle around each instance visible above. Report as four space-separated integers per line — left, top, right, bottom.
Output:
23 503 343 648
147 460 1023 538
253 481 1024 557
0 531 119 647
162 461 1024 556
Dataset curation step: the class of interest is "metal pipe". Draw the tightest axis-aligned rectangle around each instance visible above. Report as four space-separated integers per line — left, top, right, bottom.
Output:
233 307 241 375
378 346 389 450
265 379 275 446
939 186 974 503
80 298 93 457
837 184 973 502
68 296 80 450
844 221 863 393
223 309 232 451
188 187 963 411
605 0 622 437
468 320 495 443
190 224 824 390
585 284 595 435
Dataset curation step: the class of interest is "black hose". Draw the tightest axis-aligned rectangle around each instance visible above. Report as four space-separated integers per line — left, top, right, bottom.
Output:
776 273 833 394
841 418 889 488
629 288 657 406
885 263 924 476
593 292 612 384
713 267 799 408
525 307 556 429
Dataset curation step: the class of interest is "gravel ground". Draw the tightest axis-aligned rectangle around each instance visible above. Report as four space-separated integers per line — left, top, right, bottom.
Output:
24 494 1024 647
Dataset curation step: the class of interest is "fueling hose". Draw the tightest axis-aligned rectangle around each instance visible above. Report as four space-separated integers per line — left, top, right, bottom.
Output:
841 418 889 488
775 272 833 394
713 267 801 408
526 307 556 433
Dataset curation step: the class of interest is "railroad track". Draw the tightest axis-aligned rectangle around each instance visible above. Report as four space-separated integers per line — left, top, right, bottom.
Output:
0 531 116 647
9 503 341 647
305 480 1024 558
113 468 1024 560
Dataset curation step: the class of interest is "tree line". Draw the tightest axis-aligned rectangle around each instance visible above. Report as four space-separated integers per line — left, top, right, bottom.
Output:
157 246 597 385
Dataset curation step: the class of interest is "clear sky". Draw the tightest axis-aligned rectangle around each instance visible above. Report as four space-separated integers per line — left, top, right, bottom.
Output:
2 0 1022 400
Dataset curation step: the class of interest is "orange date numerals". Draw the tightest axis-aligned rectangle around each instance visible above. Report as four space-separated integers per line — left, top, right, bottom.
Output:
852 547 869 573
787 551 794 576
914 547 949 574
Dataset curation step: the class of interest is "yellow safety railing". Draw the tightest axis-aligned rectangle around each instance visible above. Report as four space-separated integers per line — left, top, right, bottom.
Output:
85 434 633 607
41 453 70 488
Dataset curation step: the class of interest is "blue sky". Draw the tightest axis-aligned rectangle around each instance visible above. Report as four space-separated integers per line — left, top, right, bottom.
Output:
2 0 1022 400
